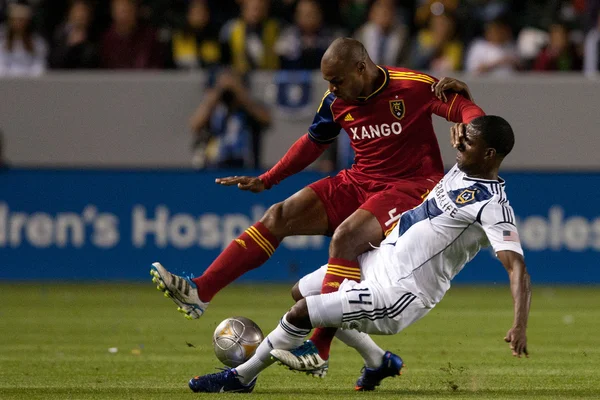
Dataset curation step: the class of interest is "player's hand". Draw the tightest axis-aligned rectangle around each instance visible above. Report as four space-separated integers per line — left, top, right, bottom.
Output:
431 77 473 102
215 176 265 193
504 325 528 358
450 123 466 149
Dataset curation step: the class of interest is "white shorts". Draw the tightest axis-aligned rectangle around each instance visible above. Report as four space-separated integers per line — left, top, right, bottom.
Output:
300 260 431 335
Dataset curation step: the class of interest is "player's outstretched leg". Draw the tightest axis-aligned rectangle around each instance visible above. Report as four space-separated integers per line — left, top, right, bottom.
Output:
189 313 310 392
150 262 207 319
275 286 406 392
189 219 281 312
152 187 329 319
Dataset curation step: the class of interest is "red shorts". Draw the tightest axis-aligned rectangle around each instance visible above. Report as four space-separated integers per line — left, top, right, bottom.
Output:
308 170 441 235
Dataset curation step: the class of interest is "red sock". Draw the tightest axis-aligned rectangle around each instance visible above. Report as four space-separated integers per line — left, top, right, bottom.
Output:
192 222 279 302
309 257 360 360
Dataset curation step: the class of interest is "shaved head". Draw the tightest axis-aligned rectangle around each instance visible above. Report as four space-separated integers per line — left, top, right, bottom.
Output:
321 38 380 101
322 37 368 67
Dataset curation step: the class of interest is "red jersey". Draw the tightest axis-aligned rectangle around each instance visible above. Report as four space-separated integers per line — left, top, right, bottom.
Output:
307 66 485 182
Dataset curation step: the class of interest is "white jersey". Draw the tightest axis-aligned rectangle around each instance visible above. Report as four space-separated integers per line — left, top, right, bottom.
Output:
374 164 523 308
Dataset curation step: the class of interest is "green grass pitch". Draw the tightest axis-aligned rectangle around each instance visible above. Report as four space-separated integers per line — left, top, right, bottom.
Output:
1 283 599 399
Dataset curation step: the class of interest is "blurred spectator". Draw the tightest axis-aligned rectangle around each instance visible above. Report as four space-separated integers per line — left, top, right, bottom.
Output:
100 0 163 69
354 0 408 66
0 1 47 77
533 21 582 71
275 0 341 70
189 70 271 169
339 0 371 33
166 0 221 69
411 12 462 73
415 0 459 28
456 1 513 52
465 16 519 76
270 0 340 25
220 0 279 74
584 9 600 74
49 0 99 69
516 26 549 69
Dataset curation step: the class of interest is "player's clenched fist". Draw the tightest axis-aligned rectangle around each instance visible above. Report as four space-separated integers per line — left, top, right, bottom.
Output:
216 176 266 193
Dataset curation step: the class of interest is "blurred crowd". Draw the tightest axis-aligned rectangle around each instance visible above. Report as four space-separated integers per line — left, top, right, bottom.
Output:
1 0 600 77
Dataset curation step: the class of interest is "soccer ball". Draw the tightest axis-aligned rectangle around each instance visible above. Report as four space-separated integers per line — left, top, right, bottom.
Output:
213 316 264 367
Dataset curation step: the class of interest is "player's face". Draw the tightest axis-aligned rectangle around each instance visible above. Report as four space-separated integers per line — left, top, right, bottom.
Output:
456 126 491 175
321 61 364 102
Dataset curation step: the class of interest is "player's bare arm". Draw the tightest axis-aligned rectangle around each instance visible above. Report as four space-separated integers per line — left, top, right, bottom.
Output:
431 77 474 103
497 250 531 358
217 130 330 192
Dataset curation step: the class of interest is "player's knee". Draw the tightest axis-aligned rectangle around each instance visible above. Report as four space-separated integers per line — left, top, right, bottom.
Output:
330 225 356 256
260 202 286 236
291 282 304 302
287 299 312 329
332 224 354 245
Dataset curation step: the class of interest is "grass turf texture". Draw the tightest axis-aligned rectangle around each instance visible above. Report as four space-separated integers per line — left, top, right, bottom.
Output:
1 284 599 399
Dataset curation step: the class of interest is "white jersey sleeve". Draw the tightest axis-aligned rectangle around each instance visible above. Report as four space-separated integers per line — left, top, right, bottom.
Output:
479 200 524 256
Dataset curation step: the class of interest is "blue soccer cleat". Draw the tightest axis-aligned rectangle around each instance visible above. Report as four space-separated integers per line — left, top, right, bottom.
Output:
270 340 329 378
188 368 256 393
355 351 403 391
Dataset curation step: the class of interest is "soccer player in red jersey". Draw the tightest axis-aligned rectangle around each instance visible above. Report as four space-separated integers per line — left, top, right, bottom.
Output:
150 38 485 370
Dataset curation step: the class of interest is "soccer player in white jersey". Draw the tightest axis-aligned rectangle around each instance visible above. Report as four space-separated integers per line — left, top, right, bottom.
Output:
188 115 531 393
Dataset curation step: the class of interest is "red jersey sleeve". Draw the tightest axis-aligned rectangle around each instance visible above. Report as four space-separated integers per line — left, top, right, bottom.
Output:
259 135 329 190
259 91 339 189
429 92 485 123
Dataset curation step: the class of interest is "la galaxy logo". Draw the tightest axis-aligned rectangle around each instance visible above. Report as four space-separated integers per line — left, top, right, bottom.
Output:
456 189 476 204
389 99 405 120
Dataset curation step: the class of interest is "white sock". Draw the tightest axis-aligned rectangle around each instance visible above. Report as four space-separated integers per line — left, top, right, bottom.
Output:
235 313 310 384
335 329 386 369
